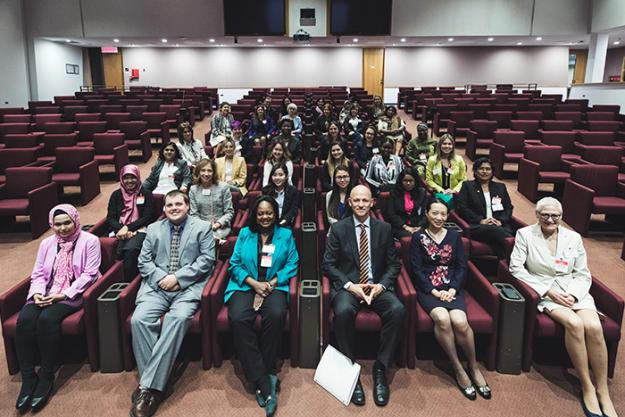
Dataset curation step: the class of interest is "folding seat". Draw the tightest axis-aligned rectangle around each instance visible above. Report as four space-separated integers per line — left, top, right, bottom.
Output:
92 132 129 176
575 131 615 148
142 112 170 144
527 103 555 119
118 121 151 162
172 99 199 123
554 111 583 129
98 104 123 114
487 111 513 129
565 98 589 111
556 103 583 112
31 114 63 132
591 104 620 114
51 146 100 205
104 112 131 131
159 104 183 129
467 103 491 119
118 261 224 370
510 119 541 141
43 121 77 134
508 98 530 110
540 131 581 160
476 97 496 105
575 146 625 182
57 99 83 107
415 97 442 121
63 105 88 121
0 166 58 238
77 121 108 146
517 145 578 202
142 98 164 112
586 112 617 121
541 119 574 131
0 238 124 373
492 93 511 104
2 114 31 123
32 106 62 114
562 164 625 235
119 98 141 107
446 111 475 138
0 123 30 142
465 120 497 160
400 238 499 370
586 121 622 133
432 104 459 136
39 133 78 163
489 130 526 178
515 111 543 121
2 134 42 150
497 261 623 377
441 93 461 103
541 94 563 102
125 104 148 121
494 104 518 113
74 113 101 122
0 148 40 184
85 99 107 112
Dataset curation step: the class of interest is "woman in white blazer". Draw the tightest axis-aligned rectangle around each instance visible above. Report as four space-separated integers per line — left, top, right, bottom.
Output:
509 197 616 417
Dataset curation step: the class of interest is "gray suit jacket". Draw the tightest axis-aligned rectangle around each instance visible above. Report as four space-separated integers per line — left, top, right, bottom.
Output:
138 216 215 294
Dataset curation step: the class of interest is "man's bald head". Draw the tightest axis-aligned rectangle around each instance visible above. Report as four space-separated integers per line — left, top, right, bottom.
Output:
349 185 374 222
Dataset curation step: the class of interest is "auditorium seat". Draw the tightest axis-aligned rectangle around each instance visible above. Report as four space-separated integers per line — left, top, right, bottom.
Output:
487 111 513 129
489 130 526 178
104 112 131 131
74 113 101 122
118 121 152 162
92 132 130 176
42 121 77 134
142 112 170 144
0 148 40 184
52 146 100 205
540 131 581 160
517 145 577 202
77 121 108 147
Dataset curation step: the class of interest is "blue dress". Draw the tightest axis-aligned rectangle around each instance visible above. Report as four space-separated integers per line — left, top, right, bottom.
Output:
410 229 467 313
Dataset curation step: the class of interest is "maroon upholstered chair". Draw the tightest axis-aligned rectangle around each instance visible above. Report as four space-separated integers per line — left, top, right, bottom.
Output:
586 112 617 121
104 112 131 131
77 121 108 147
118 121 152 162
586 121 622 133
510 119 541 141
32 106 62 115
489 130 526 179
467 103 491 119
98 104 123 114
527 103 555 119
0 107 26 116
52 147 101 205
0 238 124 374
118 260 223 371
143 99 164 112
0 123 30 142
541 120 574 131
432 104 459 136
3 114 31 123
575 131 615 147
63 106 88 121
31 114 62 132
562 164 625 236
125 104 148 121
159 104 182 129
93 132 129 176
592 105 620 114
39 133 79 163
0 167 58 238
0 148 40 184
446 111 475 139
554 112 583 129
74 113 101 122
517 145 578 202
142 112 171 145
487 111 513 128
575 146 625 182
42 122 77 134
540 131 581 160
497 261 623 377
399 237 499 370
516 111 543 121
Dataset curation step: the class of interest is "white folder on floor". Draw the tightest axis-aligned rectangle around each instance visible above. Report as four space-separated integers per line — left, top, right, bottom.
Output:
313 344 361 406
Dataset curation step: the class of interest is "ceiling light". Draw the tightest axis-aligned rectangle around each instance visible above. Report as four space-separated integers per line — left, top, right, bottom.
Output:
353 38 359 42
448 38 454 42
209 38 215 43
614 41 621 45
400 38 406 42
113 38 119 43
257 38 263 43
65 39 71 42
175 44 179 47
161 38 167 43
517 42 523 45
487 37 494 42
536 37 543 41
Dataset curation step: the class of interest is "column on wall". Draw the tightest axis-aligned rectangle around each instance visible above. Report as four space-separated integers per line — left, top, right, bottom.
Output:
585 33 609 83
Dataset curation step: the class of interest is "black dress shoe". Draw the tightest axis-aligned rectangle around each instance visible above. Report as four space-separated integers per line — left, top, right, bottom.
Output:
30 378 54 413
131 386 141 403
455 378 477 401
351 379 365 406
581 398 604 417
468 369 491 400
372 364 389 406
130 388 161 417
15 376 37 413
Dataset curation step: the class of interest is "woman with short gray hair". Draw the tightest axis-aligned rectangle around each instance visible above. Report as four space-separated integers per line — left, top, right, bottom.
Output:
509 197 616 417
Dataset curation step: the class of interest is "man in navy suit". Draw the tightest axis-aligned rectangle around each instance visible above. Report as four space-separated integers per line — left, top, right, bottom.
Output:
322 185 405 407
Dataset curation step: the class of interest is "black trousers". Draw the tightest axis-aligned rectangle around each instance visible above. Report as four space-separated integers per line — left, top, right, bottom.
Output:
15 302 78 377
332 289 405 368
469 224 513 258
116 233 146 281
228 290 287 383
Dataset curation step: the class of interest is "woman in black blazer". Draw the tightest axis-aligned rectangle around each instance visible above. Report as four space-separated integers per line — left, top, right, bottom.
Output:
456 157 514 258
262 163 300 227
142 142 192 195
385 168 428 238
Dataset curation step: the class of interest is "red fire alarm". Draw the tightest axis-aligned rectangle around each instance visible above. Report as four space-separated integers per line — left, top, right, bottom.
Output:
130 69 139 80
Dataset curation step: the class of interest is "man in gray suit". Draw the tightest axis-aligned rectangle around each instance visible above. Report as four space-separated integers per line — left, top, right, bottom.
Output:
130 190 215 417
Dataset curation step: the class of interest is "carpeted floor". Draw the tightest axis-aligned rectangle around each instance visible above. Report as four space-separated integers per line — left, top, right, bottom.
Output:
0 111 623 417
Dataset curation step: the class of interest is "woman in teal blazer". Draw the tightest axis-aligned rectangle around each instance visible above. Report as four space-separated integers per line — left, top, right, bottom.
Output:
226 195 299 417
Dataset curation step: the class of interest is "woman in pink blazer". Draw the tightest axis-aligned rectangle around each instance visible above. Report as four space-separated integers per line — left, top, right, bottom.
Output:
14 204 101 413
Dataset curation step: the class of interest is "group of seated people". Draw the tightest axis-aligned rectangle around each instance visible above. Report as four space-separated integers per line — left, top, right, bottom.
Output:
9 99 619 417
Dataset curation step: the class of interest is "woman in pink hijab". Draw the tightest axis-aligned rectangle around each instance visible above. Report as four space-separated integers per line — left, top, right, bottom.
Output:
14 204 101 413
106 164 155 280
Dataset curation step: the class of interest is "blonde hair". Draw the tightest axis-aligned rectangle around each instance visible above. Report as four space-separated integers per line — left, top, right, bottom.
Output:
435 134 456 162
325 142 350 179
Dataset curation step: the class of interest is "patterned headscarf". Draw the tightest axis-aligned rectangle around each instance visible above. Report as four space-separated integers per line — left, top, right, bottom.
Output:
48 204 82 295
119 164 141 225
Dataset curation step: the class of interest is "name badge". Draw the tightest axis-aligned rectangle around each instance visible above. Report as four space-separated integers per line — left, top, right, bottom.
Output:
136 196 145 205
433 167 442 175
555 258 569 273
202 188 211 196
491 196 504 211
260 244 275 268
372 147 379 154
419 153 427 162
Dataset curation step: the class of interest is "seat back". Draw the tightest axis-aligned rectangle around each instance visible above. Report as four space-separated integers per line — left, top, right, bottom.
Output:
43 121 76 134
98 104 123 114
515 111 543 121
487 111 513 128
104 112 131 130
524 145 562 171
125 105 148 121
0 148 38 174
579 146 623 167
143 99 164 112
54 146 95 173
118 121 148 140
32 106 62 114
527 104 554 119
32 114 63 131
510 120 540 140
467 104 491 119
436 104 458 119
469 120 497 138
578 131 615 146
75 113 101 122
78 121 108 142
5 166 53 198
540 131 576 153
3 134 39 149
0 123 30 139
554 111 582 128
142 112 167 128
43 133 78 155
541 120 573 131
93 133 125 154
494 130 525 153
591 104 620 114
586 121 621 133
570 164 618 197
159 104 181 119
63 106 88 121
98 237 118 272
3 114 31 123
449 111 474 127
586 112 616 121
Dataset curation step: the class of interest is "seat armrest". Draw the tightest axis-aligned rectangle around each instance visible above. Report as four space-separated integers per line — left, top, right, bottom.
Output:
466 261 499 317
0 277 31 322
448 211 471 237
616 182 625 199
119 275 142 322
208 260 230 323
590 277 625 325
88 218 109 236
0 183 6 199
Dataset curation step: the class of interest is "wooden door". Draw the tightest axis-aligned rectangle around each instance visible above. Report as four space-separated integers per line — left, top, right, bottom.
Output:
363 48 384 96
102 51 124 90
571 50 587 84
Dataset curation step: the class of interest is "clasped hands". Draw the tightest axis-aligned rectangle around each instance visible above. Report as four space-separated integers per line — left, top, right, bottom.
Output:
158 274 180 292
546 289 576 307
479 217 502 226
33 293 66 307
432 288 457 303
116 226 136 241
348 283 384 305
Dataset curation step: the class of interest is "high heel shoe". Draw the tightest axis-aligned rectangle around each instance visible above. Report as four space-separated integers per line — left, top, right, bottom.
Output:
264 374 279 417
468 369 492 400
581 398 604 417
15 375 37 413
455 374 476 401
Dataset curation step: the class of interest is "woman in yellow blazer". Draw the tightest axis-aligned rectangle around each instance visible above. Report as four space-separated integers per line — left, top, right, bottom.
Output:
425 134 467 208
215 138 248 196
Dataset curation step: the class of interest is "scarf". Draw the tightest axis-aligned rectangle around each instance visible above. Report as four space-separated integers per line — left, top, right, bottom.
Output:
119 164 141 225
48 204 82 296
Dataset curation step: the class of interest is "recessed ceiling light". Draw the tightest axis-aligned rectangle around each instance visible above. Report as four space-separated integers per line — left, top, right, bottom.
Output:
614 41 621 45
65 39 71 42
400 38 406 42
209 38 215 43
487 37 494 42
535 37 543 41
257 38 263 43
517 42 523 45
448 38 454 42
353 38 359 42
113 38 119 43
161 38 167 43
175 44 179 47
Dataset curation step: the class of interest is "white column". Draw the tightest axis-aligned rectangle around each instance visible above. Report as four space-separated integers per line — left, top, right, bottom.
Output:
584 32 609 83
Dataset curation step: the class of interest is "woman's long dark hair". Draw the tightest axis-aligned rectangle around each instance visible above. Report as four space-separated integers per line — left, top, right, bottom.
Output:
262 163 289 197
327 165 353 220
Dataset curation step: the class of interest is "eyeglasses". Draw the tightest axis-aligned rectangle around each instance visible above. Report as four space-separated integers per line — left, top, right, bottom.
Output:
539 213 561 221
335 175 350 181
